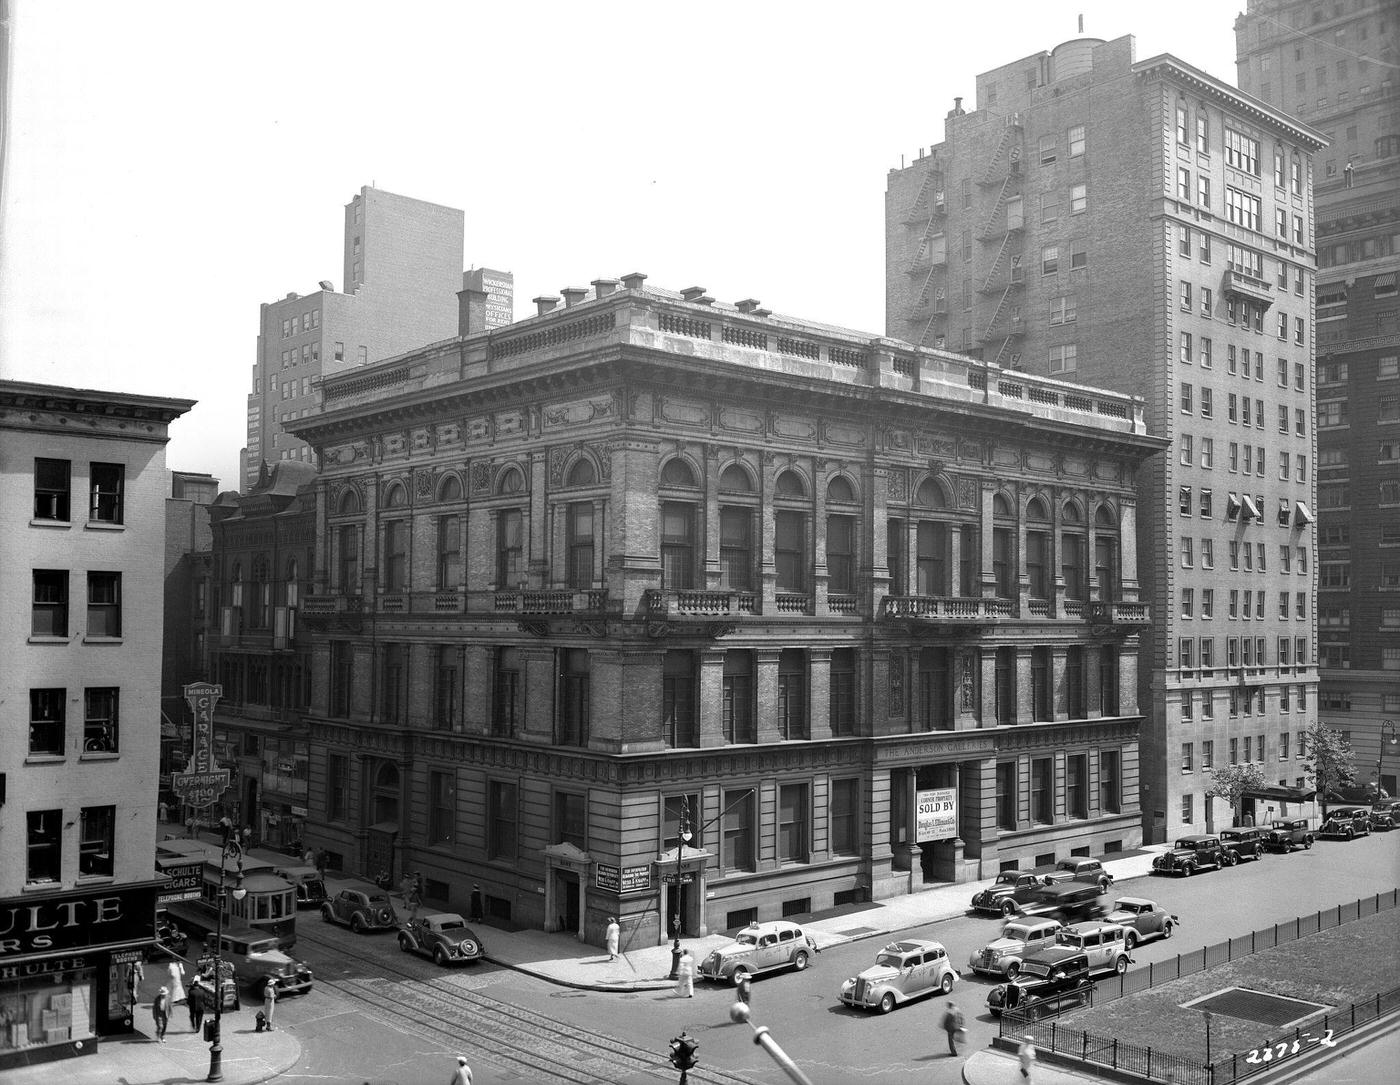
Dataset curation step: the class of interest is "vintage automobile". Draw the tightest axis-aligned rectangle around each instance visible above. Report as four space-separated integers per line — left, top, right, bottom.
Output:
839 939 958 1013
1264 818 1314 852
272 866 329 909
321 887 400 932
986 946 1092 1017
397 912 486 966
1040 857 1114 892
1016 882 1108 924
970 871 1049 917
968 918 1062 978
1103 897 1178 948
1055 922 1133 976
1318 811 1371 840
1330 807 1375 835
201 925 314 995
697 920 817 986
1219 826 1269 863
1369 802 1399 830
155 916 189 957
1152 835 1231 876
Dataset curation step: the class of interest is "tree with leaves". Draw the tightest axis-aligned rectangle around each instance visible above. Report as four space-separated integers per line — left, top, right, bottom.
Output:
1207 763 1267 828
1301 724 1357 818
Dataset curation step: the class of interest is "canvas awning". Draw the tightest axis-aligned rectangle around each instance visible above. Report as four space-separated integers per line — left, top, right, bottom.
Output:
1243 785 1315 803
1241 495 1261 521
1295 501 1315 525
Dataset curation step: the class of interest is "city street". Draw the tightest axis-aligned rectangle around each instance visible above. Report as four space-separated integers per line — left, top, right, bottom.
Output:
256 832 1399 1083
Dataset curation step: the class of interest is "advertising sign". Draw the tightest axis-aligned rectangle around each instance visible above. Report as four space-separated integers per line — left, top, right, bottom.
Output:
595 864 653 894
173 683 229 808
916 787 958 842
155 861 203 905
0 882 160 960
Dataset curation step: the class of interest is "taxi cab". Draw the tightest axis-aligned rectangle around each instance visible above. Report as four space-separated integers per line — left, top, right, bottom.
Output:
696 920 817 986
840 939 958 1013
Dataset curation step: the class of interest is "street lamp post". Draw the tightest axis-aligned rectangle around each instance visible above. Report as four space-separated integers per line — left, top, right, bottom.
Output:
207 835 246 1083
667 799 692 981
1375 721 1398 800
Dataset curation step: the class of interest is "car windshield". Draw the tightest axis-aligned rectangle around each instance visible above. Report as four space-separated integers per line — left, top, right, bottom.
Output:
994 873 1021 885
1004 926 1033 939
875 952 907 968
1221 831 1242 839
437 918 466 931
1270 821 1289 829
735 932 759 946
1019 961 1052 979
1114 902 1142 914
1056 934 1085 948
1175 840 1200 850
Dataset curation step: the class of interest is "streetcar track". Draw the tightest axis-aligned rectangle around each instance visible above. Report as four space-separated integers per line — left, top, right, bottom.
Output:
297 920 761 1084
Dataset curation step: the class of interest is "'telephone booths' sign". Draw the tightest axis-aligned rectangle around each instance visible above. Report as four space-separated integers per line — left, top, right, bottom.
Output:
172 682 229 808
915 788 958 842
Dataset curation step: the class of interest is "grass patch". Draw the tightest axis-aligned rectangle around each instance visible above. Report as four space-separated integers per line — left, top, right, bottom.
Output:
1059 908 1400 1062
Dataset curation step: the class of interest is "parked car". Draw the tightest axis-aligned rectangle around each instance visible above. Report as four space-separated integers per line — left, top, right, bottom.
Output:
971 871 1051 917
697 921 817 986
201 926 314 995
840 939 957 1013
322 888 400 932
1055 922 1133 976
155 916 189 957
272 866 329 909
986 946 1092 1016
1220 826 1268 863
1365 807 1396 832
1103 897 1177 948
1329 807 1375 836
1372 800 1400 820
968 918 1063 978
1041 857 1113 892
1318 812 1370 840
1016 882 1108 923
397 912 486 966
1152 835 1231 876
1264 818 1314 852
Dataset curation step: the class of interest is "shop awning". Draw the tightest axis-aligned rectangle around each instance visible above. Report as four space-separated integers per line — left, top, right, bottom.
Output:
1373 272 1396 289
1243 785 1316 803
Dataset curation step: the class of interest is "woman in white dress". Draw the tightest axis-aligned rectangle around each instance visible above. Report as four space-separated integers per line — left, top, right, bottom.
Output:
167 959 187 1005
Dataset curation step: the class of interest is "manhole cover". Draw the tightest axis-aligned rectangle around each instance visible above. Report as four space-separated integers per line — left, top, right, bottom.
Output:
1184 988 1329 1028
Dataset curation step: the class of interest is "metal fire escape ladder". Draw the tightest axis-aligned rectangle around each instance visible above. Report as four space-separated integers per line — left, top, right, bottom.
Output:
977 175 1015 240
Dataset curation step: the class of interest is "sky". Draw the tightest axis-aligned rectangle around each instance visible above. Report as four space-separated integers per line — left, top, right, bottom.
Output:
0 1 1241 490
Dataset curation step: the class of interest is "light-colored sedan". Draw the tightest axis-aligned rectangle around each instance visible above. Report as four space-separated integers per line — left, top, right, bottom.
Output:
968 918 1062 978
1102 897 1178 948
840 939 958 1013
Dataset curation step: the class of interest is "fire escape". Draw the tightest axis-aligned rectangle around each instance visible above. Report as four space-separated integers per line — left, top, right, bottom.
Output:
902 167 948 348
975 117 1025 368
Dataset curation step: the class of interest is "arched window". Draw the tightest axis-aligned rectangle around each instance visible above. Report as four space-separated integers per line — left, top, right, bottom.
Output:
566 459 597 487
336 488 360 515
252 554 271 629
285 558 299 608
383 483 408 509
1061 500 1087 602
660 458 697 488
826 476 856 504
773 472 808 594
993 493 1016 598
1025 497 1050 600
497 467 525 495
437 474 462 503
1094 504 1120 602
774 470 806 498
993 493 1014 519
719 465 754 493
916 478 950 508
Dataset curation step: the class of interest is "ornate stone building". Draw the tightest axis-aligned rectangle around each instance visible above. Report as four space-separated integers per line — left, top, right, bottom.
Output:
288 277 1164 946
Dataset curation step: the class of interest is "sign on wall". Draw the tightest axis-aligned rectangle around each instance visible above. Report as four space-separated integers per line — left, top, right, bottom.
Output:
172 682 229 809
916 787 958 842
595 864 654 895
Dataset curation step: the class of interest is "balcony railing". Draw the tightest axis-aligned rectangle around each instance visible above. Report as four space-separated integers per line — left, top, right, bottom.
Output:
1084 600 1151 625
881 596 1011 621
1221 269 1275 309
494 588 608 615
645 589 759 617
303 594 364 615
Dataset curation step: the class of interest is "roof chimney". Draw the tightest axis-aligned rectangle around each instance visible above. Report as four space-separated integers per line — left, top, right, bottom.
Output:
753 308 772 318
620 272 647 290
735 299 761 314
592 278 621 299
534 295 561 316
457 285 489 336
680 286 707 302
561 286 589 308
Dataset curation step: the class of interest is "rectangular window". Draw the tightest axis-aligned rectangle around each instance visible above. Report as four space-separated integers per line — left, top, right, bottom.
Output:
428 771 455 845
1031 757 1054 823
829 648 855 737
997 762 1018 829
830 778 859 855
494 647 521 737
1182 741 1194 771
330 643 352 718
1182 793 1194 823
826 515 856 594
1201 336 1213 366
89 462 124 523
1199 176 1211 206
1067 754 1087 818
81 572 119 639
1042 246 1059 274
723 650 755 744
34 458 71 521
32 569 69 636
1225 187 1260 230
995 646 1016 725
434 646 459 730
1202 538 1214 569
1068 124 1085 157
437 515 462 588
661 502 696 590
1225 128 1260 174
1181 434 1193 467
497 508 523 587
380 643 407 724
1178 166 1192 200
567 502 595 589
1031 647 1051 722
1100 749 1121 814
337 524 360 592
554 791 586 850
1049 344 1077 374
663 649 698 746
778 784 809 864
1201 438 1214 468
327 753 348 820
1181 535 1194 568
382 520 408 592
557 648 590 747
1070 183 1087 214
1027 531 1049 598
774 510 805 593
488 780 517 861
29 688 65 756
720 507 753 590
1039 135 1057 164
27 810 62 884
1179 224 1191 256
723 788 757 872
777 648 808 740
1202 588 1214 618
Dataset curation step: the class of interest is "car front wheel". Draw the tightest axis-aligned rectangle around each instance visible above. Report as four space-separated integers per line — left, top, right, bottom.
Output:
398 934 413 952
1162 922 1173 940
1224 852 1239 867
1182 863 1196 877
1005 961 1021 979
1001 900 1016 917
940 972 954 994
433 947 449 967
879 992 897 1014
1253 846 1264 860
1115 956 1129 975
350 914 365 933
791 950 809 971
730 968 750 988
1304 836 1314 849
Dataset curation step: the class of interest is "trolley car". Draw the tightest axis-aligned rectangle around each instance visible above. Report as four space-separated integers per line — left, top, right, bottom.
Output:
157 839 297 951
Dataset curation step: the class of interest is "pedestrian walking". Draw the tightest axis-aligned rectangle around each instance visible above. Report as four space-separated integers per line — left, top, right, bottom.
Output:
167 959 187 1005
735 971 752 1006
605 917 620 961
187 978 208 1033
469 884 484 923
675 946 694 998
262 979 278 1030
152 987 170 1042
448 1054 474 1085
940 999 966 1056
1018 1034 1037 1081
127 958 145 1008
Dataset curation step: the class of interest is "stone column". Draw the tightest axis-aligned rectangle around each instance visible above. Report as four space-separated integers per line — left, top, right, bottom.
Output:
1051 646 1069 721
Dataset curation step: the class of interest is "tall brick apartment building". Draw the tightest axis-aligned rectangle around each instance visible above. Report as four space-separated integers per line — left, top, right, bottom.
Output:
1235 0 1400 796
243 186 515 489
886 35 1327 841
1 381 192 1067
283 278 1162 946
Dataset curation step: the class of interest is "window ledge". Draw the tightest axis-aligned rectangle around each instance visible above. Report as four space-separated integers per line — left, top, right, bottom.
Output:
27 635 71 645
76 874 116 886
79 750 120 762
82 636 124 645
22 881 61 894
24 753 66 765
84 520 125 532
29 518 72 529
